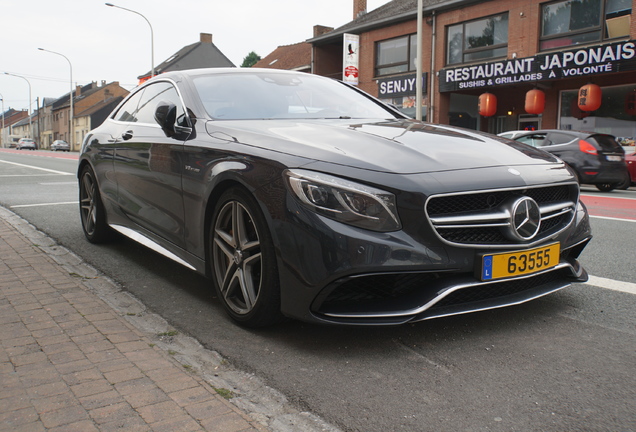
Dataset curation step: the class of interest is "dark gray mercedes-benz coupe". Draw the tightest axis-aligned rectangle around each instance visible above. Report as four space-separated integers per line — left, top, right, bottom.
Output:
78 68 591 327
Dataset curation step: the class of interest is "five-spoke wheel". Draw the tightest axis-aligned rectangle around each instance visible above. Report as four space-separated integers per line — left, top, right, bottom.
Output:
79 165 111 243
210 188 281 327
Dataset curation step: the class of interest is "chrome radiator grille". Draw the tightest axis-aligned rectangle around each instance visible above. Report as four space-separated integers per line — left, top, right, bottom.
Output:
425 184 579 247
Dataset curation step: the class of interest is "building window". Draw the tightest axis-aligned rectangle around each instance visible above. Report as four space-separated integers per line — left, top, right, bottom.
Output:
446 13 509 65
540 0 632 51
375 34 417 76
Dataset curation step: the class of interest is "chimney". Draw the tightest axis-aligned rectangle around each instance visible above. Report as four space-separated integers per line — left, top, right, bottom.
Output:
313 25 335 37
75 85 82 97
353 0 367 19
200 33 213 43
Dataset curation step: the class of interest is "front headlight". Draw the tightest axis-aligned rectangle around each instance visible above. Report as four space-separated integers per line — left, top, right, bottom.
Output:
285 169 401 232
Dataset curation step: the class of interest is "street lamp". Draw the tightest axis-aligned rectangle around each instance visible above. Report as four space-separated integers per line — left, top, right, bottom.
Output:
3 72 33 139
105 3 155 78
0 92 5 148
38 48 74 150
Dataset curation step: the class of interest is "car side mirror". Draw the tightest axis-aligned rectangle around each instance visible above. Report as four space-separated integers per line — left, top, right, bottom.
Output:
155 101 192 139
154 101 178 136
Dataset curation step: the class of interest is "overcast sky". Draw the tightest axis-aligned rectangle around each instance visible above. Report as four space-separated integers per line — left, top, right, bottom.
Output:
1 0 386 112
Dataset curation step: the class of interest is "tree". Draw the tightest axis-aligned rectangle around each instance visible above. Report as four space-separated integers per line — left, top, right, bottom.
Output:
241 51 261 68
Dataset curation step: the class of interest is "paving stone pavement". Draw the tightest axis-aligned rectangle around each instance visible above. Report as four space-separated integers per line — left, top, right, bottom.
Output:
0 209 272 432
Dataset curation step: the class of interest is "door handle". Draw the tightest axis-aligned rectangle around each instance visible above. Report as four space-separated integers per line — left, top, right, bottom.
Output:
122 130 133 140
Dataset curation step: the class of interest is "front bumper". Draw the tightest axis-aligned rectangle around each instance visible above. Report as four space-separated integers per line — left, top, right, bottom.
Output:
271 193 592 325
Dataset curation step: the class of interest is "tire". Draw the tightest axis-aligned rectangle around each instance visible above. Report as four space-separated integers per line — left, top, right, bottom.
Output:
595 183 617 192
79 165 112 243
616 173 631 190
210 187 282 327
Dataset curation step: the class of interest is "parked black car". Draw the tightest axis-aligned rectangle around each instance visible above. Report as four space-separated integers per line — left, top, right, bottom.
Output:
510 130 628 192
78 68 591 327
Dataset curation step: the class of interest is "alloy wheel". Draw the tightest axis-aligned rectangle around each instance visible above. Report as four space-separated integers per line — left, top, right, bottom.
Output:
80 170 98 236
212 200 262 315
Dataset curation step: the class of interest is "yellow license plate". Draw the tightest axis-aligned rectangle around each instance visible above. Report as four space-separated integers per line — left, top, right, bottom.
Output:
481 243 560 281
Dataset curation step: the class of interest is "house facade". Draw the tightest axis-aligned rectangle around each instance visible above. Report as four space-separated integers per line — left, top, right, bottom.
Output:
9 113 39 146
138 33 235 84
253 42 313 72
49 81 129 150
309 0 636 138
0 109 28 147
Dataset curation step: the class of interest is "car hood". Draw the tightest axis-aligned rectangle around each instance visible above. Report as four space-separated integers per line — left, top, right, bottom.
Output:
205 119 559 174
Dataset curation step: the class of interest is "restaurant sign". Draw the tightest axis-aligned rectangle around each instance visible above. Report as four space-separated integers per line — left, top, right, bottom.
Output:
378 73 428 98
439 40 636 92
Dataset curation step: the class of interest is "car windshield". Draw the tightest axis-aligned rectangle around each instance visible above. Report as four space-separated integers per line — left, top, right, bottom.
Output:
193 72 398 120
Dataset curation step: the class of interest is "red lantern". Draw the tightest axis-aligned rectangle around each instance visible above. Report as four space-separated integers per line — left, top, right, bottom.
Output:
578 83 602 112
478 93 497 117
625 90 636 116
525 89 545 114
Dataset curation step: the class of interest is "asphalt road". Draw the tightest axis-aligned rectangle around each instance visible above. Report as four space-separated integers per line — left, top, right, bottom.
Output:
1 149 635 432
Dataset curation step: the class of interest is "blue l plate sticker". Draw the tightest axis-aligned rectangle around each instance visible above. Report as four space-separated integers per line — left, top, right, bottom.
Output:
482 256 493 280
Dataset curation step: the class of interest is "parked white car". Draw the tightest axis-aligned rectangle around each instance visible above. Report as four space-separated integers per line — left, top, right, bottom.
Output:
17 138 37 150
51 140 70 152
498 130 534 140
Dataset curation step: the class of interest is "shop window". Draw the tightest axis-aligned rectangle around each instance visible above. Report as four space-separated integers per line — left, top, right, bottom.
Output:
446 13 509 65
540 0 632 51
449 93 479 130
375 34 417 76
559 84 636 140
380 96 426 119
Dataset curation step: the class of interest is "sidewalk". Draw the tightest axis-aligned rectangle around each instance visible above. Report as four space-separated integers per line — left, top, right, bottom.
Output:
0 208 269 432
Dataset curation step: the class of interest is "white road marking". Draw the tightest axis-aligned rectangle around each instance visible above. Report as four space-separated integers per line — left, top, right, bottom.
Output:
0 159 73 175
39 182 77 186
585 275 636 295
11 202 77 208
589 215 636 223
0 174 65 177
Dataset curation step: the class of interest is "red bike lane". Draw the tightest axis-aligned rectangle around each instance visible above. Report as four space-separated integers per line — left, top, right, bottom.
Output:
580 193 636 221
0 148 79 160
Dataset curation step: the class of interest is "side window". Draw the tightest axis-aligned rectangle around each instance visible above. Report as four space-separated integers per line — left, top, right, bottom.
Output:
549 133 575 145
113 90 144 122
134 82 185 125
516 134 547 148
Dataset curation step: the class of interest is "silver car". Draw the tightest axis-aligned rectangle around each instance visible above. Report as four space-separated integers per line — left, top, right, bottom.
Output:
51 140 70 152
17 138 37 150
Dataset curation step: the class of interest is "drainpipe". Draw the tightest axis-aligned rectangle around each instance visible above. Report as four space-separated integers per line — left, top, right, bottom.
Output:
428 10 436 123
415 0 423 121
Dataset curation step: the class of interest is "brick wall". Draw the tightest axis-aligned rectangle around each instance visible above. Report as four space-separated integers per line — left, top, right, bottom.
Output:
314 0 636 127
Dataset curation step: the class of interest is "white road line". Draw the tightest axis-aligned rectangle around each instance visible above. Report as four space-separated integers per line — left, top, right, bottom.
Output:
585 275 636 295
39 182 77 186
589 215 636 223
11 202 77 208
0 174 65 177
0 159 73 175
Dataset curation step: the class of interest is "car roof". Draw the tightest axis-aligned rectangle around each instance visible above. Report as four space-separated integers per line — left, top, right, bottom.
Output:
513 129 616 139
146 67 331 84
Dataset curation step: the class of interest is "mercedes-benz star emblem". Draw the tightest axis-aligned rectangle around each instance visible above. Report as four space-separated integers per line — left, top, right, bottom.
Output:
508 197 541 241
